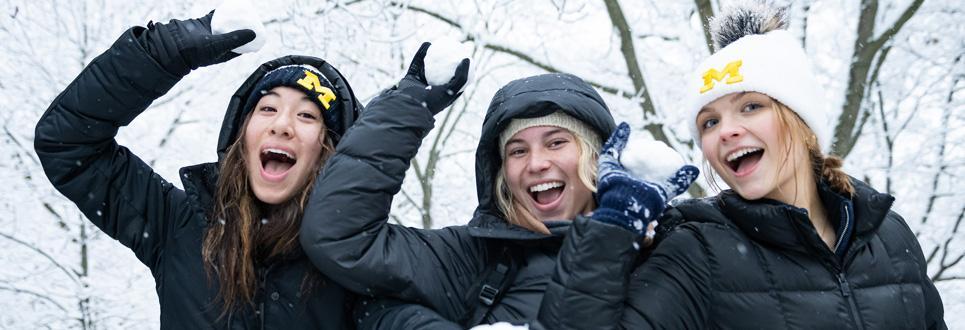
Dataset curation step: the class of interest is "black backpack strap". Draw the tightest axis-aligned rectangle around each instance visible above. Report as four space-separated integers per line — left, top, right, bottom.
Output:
460 241 520 327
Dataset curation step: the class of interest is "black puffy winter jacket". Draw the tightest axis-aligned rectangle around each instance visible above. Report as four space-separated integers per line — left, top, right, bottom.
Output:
301 73 615 327
34 26 361 329
538 178 946 329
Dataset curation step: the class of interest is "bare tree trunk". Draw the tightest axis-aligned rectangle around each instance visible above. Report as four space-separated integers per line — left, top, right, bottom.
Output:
694 0 715 54
602 0 658 136
79 219 93 330
832 0 923 157
604 0 706 197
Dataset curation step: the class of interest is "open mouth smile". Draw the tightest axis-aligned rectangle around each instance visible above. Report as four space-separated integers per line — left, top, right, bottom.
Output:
260 147 297 182
528 181 565 210
724 147 764 177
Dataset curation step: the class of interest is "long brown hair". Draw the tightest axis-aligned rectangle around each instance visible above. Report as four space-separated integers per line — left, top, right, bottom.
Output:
201 112 335 317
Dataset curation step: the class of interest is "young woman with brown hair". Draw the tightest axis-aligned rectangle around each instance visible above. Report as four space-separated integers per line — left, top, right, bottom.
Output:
34 11 361 328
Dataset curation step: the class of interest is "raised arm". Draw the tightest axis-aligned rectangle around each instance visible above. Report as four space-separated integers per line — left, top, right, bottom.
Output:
34 13 253 269
301 43 477 316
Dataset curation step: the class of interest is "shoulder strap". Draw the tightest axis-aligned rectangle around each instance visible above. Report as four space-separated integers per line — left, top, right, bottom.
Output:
460 241 520 327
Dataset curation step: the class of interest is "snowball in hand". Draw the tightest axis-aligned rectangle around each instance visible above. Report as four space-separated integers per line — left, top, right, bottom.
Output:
211 0 267 53
423 39 475 93
621 133 686 183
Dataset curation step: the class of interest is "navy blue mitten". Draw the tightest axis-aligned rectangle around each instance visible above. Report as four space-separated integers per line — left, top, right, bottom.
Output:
591 123 699 237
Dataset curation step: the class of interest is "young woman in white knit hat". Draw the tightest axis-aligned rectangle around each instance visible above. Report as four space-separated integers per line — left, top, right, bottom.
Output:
537 3 945 329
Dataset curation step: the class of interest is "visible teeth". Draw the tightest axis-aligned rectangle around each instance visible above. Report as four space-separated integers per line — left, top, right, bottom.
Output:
264 148 294 160
529 182 563 193
726 147 762 162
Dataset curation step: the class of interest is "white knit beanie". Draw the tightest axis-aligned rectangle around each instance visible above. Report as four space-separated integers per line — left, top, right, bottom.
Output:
499 111 600 156
687 3 832 152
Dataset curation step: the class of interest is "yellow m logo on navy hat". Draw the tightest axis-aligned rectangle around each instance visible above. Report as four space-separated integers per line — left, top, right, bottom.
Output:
296 70 338 110
246 64 339 112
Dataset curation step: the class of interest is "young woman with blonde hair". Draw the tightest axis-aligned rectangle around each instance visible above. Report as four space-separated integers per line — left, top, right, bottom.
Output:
300 43 697 328
538 3 945 329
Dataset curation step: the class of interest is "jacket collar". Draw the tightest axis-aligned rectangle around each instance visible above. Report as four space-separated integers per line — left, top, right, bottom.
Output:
846 177 895 236
716 177 894 253
719 191 811 253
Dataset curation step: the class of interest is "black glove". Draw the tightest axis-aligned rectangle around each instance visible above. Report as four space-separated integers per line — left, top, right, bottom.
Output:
397 42 470 115
139 11 256 76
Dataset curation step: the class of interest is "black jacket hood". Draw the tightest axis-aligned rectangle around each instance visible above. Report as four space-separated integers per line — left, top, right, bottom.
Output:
469 73 616 238
216 55 362 163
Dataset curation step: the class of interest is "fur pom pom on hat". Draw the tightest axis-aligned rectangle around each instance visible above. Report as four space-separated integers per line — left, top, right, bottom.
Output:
499 111 600 156
710 2 788 51
687 2 832 152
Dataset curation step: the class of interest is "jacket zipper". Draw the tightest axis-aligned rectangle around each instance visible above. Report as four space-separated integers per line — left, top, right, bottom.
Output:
836 273 865 330
257 266 268 329
832 204 851 253
790 206 867 330
836 203 869 330
259 301 265 329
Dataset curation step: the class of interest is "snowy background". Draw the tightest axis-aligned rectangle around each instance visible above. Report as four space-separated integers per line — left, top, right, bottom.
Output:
1 0 961 328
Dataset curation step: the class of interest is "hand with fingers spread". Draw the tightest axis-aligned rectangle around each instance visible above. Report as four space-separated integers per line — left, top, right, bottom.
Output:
397 42 470 115
591 122 700 239
140 11 256 77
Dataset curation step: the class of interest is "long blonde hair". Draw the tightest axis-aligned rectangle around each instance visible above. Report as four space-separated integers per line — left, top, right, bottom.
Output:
201 112 335 317
494 129 600 231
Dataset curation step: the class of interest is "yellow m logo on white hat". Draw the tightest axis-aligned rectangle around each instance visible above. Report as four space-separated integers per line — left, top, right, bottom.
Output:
700 60 743 94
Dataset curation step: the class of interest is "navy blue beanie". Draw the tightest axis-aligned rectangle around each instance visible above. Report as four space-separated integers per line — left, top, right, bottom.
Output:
241 64 343 139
